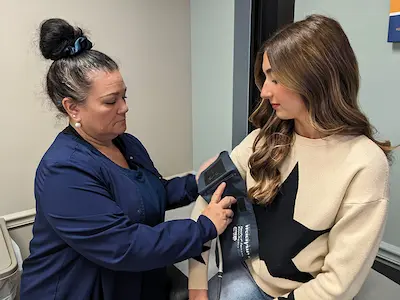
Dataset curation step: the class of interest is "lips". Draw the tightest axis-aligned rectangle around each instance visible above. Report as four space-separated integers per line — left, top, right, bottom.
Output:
271 103 280 109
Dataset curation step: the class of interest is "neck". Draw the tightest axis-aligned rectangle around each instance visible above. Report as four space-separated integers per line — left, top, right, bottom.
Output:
71 124 114 149
294 119 326 139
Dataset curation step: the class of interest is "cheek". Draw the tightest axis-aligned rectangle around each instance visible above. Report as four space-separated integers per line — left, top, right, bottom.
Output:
288 99 308 121
82 106 113 127
278 89 307 115
291 98 306 112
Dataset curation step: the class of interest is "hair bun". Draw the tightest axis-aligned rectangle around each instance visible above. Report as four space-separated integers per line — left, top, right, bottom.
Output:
39 18 91 61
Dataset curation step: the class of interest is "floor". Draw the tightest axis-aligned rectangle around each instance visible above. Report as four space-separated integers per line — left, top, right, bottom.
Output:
166 205 400 299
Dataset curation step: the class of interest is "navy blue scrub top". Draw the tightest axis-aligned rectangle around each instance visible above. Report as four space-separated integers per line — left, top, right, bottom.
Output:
20 126 216 300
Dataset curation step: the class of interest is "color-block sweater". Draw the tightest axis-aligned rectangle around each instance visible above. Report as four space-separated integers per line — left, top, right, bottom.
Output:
189 129 389 300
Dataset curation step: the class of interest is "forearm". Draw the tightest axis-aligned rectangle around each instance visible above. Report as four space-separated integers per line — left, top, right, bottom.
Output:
163 174 198 210
47 211 216 272
188 195 213 290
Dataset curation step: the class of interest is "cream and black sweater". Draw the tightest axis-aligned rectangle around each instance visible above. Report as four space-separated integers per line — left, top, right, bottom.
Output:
189 129 389 300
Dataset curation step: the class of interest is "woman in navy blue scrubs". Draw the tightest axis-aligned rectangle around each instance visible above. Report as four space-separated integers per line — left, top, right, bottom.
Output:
20 18 235 300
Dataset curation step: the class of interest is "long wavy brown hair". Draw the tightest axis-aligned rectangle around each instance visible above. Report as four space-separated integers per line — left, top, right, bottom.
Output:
248 14 395 205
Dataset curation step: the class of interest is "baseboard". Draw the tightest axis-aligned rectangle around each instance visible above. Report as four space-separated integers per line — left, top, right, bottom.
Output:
2 208 36 230
166 170 195 178
377 242 400 271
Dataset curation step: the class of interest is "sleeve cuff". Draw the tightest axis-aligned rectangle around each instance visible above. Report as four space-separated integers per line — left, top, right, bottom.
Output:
185 174 199 203
197 215 217 243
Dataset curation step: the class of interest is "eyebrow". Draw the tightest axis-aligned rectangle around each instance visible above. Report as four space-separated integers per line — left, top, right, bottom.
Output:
100 87 127 99
264 68 273 75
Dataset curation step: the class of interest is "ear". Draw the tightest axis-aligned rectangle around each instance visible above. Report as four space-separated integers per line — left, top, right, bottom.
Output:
62 97 81 121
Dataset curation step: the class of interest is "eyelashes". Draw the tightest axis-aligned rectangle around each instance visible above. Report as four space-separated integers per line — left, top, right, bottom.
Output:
105 96 127 105
263 72 278 85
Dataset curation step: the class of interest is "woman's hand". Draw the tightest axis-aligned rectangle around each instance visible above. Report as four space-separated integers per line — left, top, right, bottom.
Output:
201 182 236 235
189 289 208 300
196 155 218 183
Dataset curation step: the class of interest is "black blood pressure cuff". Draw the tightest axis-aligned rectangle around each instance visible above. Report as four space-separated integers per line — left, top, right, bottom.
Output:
197 151 259 264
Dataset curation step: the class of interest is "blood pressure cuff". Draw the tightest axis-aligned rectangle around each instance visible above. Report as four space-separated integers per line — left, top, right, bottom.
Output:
197 151 259 265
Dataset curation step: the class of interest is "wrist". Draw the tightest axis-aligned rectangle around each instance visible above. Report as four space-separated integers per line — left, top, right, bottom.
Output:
197 215 217 243
189 289 208 299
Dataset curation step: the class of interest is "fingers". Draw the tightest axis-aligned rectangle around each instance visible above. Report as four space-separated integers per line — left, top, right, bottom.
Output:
224 209 234 219
218 196 236 208
210 182 226 203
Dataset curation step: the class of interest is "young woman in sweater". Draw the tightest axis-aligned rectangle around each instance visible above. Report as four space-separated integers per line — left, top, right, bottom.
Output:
188 14 396 300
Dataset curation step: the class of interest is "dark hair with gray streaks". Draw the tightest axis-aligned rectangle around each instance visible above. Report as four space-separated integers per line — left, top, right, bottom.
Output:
39 18 119 114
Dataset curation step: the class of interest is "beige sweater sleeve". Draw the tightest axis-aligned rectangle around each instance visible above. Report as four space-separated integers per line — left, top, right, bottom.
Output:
188 195 213 290
230 129 259 180
188 129 259 290
278 151 390 300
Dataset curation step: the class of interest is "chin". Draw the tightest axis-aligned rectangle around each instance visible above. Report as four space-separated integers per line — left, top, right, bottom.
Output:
116 120 127 130
116 128 126 136
118 124 127 134
275 112 292 120
110 127 126 138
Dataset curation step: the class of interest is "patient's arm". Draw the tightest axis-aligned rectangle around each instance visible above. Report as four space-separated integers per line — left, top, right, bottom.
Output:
189 289 208 300
188 130 257 299
188 195 212 297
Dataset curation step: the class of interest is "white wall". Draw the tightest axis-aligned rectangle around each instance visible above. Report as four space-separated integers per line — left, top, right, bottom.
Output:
0 0 193 216
294 0 400 249
190 0 235 169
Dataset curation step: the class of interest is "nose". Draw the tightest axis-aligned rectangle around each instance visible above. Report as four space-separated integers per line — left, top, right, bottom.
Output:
260 80 273 100
119 98 129 114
